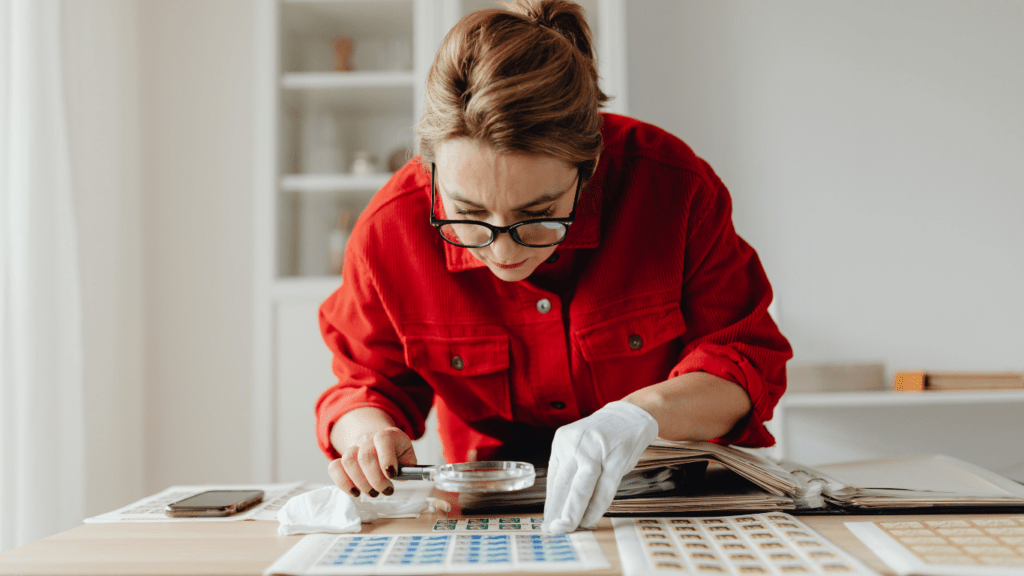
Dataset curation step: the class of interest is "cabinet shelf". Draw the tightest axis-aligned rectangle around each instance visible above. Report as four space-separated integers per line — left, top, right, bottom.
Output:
281 72 415 113
281 71 415 89
281 173 392 193
782 389 1024 408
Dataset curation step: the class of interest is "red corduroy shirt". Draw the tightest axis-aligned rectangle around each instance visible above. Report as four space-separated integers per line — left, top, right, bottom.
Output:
316 114 792 465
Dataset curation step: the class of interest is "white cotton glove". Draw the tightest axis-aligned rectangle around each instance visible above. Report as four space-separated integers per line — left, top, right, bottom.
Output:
543 400 659 534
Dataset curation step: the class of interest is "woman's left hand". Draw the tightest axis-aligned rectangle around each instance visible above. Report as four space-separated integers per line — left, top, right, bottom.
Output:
542 400 659 534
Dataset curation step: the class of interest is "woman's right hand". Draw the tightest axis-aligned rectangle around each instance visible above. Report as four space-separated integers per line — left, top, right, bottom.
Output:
327 407 418 498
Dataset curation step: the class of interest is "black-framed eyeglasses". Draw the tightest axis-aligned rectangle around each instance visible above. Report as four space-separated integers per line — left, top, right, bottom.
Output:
429 162 582 249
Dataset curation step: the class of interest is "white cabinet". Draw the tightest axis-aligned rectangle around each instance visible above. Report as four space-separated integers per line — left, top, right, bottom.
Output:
253 0 627 483
278 0 418 278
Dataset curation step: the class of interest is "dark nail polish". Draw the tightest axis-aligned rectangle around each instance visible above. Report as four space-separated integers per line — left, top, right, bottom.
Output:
368 489 379 498
383 486 394 496
386 465 396 479
350 488 360 497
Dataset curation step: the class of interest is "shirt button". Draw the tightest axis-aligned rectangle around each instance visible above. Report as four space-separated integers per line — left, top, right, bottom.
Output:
545 252 560 264
550 401 566 410
628 334 644 350
451 356 465 370
536 299 552 314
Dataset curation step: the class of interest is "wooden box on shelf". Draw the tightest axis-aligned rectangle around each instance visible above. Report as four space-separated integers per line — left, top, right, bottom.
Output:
893 371 1024 392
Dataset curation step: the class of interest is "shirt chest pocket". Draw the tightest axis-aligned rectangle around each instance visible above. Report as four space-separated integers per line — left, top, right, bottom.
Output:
403 334 513 422
575 301 687 360
573 302 687 401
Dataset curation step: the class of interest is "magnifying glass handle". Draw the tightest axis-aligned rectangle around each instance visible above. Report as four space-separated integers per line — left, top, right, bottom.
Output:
393 465 436 481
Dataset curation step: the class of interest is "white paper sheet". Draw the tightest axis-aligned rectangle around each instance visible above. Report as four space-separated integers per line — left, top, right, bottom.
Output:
83 481 311 523
815 456 1024 497
83 480 434 523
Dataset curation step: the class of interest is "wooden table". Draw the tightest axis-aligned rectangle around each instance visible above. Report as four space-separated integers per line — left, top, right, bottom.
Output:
3 509 1023 575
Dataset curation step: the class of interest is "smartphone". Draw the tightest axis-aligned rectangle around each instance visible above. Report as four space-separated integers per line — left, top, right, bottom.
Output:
164 489 265 518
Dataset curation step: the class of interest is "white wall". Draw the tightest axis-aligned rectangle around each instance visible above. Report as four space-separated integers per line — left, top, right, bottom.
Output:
62 0 257 516
136 0 255 493
62 0 145 518
627 1 1024 376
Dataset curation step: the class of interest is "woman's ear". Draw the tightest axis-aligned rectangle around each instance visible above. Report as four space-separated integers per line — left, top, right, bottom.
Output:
582 153 600 185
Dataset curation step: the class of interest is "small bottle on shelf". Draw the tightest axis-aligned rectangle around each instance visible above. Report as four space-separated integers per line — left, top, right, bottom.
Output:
351 151 377 176
332 35 354 72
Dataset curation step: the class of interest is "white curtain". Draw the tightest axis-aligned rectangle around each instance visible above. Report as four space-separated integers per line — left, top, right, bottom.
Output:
0 0 85 552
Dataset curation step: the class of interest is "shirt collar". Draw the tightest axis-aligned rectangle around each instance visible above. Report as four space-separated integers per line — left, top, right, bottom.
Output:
442 163 605 273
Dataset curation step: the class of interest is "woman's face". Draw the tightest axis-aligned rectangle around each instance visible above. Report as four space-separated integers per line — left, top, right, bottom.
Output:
433 138 579 283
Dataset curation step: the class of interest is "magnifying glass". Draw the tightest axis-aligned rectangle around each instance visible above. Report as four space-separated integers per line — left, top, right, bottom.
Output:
394 461 535 493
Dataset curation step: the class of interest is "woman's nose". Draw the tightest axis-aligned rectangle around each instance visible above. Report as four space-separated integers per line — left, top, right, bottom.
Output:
489 231 521 261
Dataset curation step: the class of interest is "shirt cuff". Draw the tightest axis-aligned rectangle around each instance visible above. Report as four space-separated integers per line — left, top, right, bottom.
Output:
669 344 779 448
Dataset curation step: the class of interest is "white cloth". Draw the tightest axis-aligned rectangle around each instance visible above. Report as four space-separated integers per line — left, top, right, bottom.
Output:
543 401 659 534
277 487 367 536
277 486 432 536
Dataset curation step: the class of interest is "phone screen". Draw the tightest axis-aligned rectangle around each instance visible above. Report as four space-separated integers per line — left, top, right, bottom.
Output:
168 490 264 510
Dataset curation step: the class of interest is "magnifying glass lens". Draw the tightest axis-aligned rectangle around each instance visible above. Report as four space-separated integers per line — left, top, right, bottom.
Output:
396 461 535 493
435 461 535 493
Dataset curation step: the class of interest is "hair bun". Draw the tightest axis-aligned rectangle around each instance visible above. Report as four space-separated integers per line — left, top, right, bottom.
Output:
417 0 608 181
510 0 596 60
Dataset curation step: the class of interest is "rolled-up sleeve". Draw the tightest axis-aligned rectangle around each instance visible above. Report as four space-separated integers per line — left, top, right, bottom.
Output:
669 175 791 448
315 244 434 461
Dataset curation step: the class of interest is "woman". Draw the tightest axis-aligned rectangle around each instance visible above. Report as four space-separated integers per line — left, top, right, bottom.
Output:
317 0 791 534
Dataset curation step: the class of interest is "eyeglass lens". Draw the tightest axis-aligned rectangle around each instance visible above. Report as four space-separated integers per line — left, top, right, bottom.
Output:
438 221 568 247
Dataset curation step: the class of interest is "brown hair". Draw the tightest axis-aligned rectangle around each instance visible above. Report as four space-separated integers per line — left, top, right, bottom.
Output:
417 0 609 181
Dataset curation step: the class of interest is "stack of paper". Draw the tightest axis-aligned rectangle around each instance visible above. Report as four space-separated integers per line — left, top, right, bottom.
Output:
609 440 816 513
638 440 805 497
